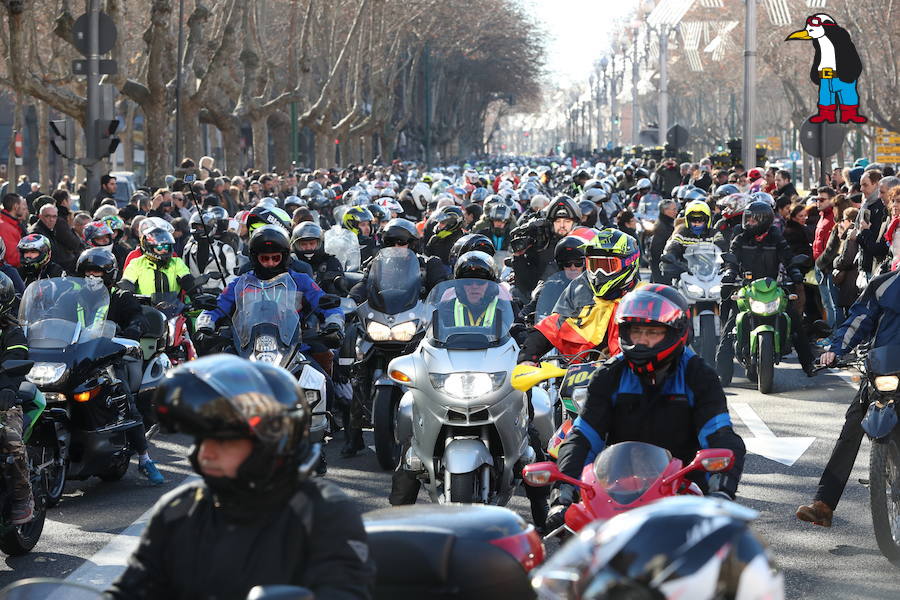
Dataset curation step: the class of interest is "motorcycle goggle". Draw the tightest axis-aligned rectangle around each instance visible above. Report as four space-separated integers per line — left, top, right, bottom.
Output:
586 255 629 276
688 215 707 224
150 243 173 255
806 16 832 27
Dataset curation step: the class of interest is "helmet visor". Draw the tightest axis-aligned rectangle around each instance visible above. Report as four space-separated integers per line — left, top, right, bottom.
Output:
617 289 685 325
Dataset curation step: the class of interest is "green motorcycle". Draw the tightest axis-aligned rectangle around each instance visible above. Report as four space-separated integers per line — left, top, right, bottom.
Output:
729 275 796 394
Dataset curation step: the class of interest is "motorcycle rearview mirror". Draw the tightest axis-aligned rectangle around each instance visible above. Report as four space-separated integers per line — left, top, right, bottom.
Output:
661 448 735 486
207 272 225 280
246 585 314 600
522 461 561 486
1 360 35 376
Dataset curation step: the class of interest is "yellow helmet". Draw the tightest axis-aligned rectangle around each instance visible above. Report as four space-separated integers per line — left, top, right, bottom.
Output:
684 200 712 228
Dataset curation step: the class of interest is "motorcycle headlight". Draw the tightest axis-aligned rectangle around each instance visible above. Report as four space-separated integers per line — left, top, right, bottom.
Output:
749 298 781 315
685 284 704 298
27 362 68 386
390 321 418 342
429 371 506 400
875 375 899 392
709 284 721 297
255 334 279 353
366 321 392 342
253 351 282 364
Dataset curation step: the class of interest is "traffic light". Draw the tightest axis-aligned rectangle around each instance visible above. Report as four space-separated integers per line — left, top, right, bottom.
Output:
94 118 120 158
49 119 76 159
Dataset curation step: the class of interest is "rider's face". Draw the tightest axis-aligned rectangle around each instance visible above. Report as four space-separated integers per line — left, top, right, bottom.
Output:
23 250 39 261
628 324 667 347
358 221 371 236
463 280 489 304
553 218 575 236
197 438 253 479
297 240 318 252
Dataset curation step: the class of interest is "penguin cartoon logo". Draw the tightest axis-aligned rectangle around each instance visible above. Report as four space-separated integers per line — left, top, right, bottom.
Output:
786 13 867 125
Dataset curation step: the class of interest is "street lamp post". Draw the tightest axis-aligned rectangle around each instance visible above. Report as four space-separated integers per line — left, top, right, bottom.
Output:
631 30 640 145
658 24 669 148
742 0 757 169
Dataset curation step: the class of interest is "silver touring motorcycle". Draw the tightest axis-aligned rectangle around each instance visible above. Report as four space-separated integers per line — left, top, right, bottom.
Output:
388 279 552 505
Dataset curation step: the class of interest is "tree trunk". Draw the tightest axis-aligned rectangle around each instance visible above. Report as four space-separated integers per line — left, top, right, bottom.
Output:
143 98 169 188
7 92 23 185
381 128 396 162
37 101 50 191
314 130 333 169
182 101 203 164
221 122 243 175
362 134 374 163
251 116 269 171
269 111 290 172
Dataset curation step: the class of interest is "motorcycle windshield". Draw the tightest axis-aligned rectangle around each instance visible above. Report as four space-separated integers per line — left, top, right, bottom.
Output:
684 243 721 281
425 280 514 349
323 226 361 272
19 277 116 348
535 271 573 323
592 441 673 505
232 273 301 348
368 247 422 313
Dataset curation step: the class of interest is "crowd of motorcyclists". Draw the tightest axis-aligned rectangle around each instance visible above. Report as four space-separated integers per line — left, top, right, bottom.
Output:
0 151 896 599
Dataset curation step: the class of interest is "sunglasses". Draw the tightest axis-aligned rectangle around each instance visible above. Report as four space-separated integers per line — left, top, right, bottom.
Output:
586 255 627 276
382 239 408 248
257 254 283 265
562 260 584 269
151 243 172 253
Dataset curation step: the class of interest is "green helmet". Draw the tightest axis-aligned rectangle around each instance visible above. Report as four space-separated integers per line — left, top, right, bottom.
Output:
581 228 640 299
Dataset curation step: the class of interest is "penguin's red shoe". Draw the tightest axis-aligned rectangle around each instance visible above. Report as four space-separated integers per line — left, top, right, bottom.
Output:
839 105 868 124
809 104 838 123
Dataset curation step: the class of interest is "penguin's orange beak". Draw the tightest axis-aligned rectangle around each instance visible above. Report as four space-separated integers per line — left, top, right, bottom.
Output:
786 29 813 40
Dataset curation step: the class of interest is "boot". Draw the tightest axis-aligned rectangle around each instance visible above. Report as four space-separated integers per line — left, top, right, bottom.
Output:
796 500 833 527
839 104 868 124
340 427 366 458
809 104 838 124
315 452 327 476
389 467 421 505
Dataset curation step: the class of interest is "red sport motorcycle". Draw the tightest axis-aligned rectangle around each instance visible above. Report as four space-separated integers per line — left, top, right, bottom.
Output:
523 440 735 538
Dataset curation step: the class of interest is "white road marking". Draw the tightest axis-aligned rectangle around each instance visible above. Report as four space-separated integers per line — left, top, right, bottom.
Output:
732 402 816 467
62 475 200 589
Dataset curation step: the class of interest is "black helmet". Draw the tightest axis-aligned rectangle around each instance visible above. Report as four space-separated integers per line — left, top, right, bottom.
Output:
154 355 314 511
249 225 291 279
554 235 586 270
713 183 741 199
531 497 782 599
247 205 291 234
17 234 52 275
742 200 775 236
453 250 498 282
485 202 512 223
0 271 15 318
366 203 388 223
290 221 323 261
381 218 420 249
449 233 495 267
616 284 690 385
76 247 118 288
546 195 581 222
432 205 465 237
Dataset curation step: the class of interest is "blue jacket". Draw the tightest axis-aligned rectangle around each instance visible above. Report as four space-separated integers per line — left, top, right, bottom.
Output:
202 270 343 348
830 269 900 357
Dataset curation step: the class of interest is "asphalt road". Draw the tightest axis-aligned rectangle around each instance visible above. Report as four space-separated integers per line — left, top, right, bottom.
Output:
0 358 898 598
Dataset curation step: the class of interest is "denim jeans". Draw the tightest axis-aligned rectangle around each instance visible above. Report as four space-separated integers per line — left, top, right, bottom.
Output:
818 77 860 106
815 266 838 328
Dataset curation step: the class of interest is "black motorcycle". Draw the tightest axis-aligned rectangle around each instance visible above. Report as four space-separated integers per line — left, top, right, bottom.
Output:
20 278 144 496
353 248 429 470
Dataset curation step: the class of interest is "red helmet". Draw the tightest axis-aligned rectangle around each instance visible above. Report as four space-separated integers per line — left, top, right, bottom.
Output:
615 284 691 384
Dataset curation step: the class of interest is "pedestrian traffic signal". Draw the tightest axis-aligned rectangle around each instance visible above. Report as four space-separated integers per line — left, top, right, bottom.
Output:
94 118 120 158
50 119 76 159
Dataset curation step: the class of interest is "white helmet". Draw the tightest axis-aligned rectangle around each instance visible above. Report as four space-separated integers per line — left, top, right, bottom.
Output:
139 216 175 235
376 197 404 215
411 182 433 211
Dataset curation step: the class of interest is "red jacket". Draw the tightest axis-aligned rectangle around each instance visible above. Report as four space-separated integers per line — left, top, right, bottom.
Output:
813 210 835 260
0 211 22 267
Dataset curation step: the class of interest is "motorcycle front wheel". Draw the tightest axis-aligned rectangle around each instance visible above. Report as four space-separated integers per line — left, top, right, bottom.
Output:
698 313 718 367
373 387 401 470
870 433 900 565
756 331 775 394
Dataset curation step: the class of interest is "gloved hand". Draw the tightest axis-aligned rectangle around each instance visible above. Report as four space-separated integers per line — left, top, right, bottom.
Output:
123 325 143 340
320 322 344 347
0 389 18 411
